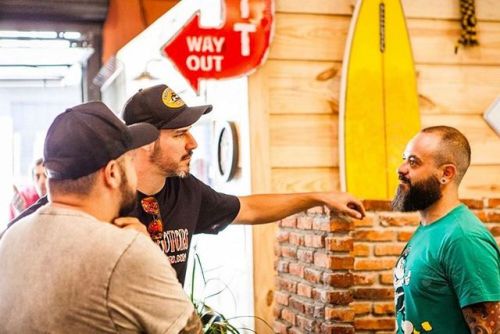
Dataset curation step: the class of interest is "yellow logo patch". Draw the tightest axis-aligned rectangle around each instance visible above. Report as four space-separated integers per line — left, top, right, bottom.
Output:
161 87 185 109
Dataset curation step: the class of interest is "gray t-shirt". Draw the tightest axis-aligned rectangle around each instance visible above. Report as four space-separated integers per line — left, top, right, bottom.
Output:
0 205 194 333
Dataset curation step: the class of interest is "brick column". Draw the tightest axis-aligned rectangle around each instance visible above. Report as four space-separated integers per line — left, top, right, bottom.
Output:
274 198 500 334
274 206 355 334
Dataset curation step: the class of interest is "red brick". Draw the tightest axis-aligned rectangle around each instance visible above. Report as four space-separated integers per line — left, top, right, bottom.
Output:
362 200 392 211
312 217 353 232
489 225 500 237
354 318 395 330
322 272 353 288
289 262 304 278
353 288 394 300
276 277 297 293
297 248 314 263
306 206 325 214
379 272 394 285
302 300 316 317
374 243 405 256
314 253 354 270
288 327 304 334
379 212 420 227
353 230 396 242
397 230 415 241
277 230 290 243
486 198 500 208
461 198 484 209
281 216 297 228
273 305 283 318
273 320 290 334
276 260 289 273
325 237 353 252
296 315 316 332
325 307 355 322
281 308 296 325
353 213 376 227
473 210 488 221
351 301 371 316
353 273 376 286
304 267 322 284
297 282 312 298
354 258 396 271
289 297 306 313
304 234 325 248
373 302 395 315
275 291 290 306
330 218 354 232
320 324 355 334
351 243 370 257
485 210 500 223
313 288 353 305
289 232 305 246
282 245 298 258
297 216 313 230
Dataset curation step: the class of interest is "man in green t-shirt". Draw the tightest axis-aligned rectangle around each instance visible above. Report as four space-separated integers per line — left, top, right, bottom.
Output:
392 126 499 334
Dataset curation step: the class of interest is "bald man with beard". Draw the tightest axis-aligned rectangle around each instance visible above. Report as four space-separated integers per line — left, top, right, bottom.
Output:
392 126 499 334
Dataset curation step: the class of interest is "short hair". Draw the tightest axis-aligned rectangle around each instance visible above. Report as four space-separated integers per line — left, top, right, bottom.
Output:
421 126 471 184
48 171 99 196
47 155 127 196
31 158 44 177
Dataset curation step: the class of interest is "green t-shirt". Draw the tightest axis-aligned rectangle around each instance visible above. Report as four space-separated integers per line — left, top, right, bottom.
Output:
394 204 500 334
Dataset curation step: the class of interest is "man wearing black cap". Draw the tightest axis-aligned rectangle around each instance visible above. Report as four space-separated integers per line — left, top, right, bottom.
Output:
122 84 366 285
0 102 202 333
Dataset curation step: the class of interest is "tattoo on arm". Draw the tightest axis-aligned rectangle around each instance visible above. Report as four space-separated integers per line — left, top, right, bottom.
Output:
462 302 500 334
179 310 203 334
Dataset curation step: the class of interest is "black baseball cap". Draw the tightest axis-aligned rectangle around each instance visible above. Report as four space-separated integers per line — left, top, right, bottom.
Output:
44 101 159 180
122 84 212 129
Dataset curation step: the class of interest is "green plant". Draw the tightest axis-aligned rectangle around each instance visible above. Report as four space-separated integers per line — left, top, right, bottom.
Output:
189 250 274 334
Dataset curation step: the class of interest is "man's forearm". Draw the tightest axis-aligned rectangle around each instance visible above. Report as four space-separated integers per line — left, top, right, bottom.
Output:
462 301 500 333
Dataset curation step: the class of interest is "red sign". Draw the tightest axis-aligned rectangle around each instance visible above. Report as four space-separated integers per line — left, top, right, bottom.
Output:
162 0 274 93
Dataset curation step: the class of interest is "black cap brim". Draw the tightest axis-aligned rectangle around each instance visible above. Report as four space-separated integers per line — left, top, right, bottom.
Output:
158 104 212 129
127 123 160 150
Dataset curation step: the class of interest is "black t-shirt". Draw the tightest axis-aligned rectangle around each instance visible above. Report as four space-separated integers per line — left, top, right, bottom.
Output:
128 174 240 284
7 175 240 285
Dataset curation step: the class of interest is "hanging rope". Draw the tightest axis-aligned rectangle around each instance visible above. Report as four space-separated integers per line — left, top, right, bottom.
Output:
455 0 479 53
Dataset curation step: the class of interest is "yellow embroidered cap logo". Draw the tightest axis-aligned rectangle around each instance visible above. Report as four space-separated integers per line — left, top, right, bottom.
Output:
161 87 185 109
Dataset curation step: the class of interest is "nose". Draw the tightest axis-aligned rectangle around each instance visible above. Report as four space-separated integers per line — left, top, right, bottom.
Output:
397 162 409 179
186 132 198 150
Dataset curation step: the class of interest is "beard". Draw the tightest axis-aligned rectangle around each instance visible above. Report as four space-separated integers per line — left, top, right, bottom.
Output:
149 142 192 178
392 174 442 212
118 168 137 216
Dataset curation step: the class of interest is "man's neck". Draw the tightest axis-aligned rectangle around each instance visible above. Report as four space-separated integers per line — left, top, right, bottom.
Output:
49 192 118 223
419 190 461 226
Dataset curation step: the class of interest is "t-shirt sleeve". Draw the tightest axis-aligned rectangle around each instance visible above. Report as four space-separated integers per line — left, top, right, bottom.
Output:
107 233 195 334
190 176 240 234
443 233 500 308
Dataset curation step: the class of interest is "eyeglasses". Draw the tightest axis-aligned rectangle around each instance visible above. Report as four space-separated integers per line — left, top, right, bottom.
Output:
140 196 164 241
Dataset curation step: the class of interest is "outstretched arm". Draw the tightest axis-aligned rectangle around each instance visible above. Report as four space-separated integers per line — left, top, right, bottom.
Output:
233 192 365 225
462 302 500 333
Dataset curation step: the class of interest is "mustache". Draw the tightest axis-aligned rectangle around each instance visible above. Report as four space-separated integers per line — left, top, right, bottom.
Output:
398 174 411 184
182 151 194 160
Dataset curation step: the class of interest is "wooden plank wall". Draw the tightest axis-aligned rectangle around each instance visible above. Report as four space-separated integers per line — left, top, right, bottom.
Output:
249 0 500 331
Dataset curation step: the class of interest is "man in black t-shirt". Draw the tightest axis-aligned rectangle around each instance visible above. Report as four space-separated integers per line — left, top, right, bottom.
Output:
7 85 366 285
121 84 366 284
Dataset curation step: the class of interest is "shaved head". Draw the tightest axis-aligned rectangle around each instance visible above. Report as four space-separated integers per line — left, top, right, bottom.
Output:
420 126 471 184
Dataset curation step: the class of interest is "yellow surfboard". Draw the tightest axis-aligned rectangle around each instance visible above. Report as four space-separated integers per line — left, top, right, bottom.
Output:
339 0 420 200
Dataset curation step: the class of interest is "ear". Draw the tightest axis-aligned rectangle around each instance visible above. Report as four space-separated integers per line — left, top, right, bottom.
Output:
439 164 457 184
102 160 122 189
